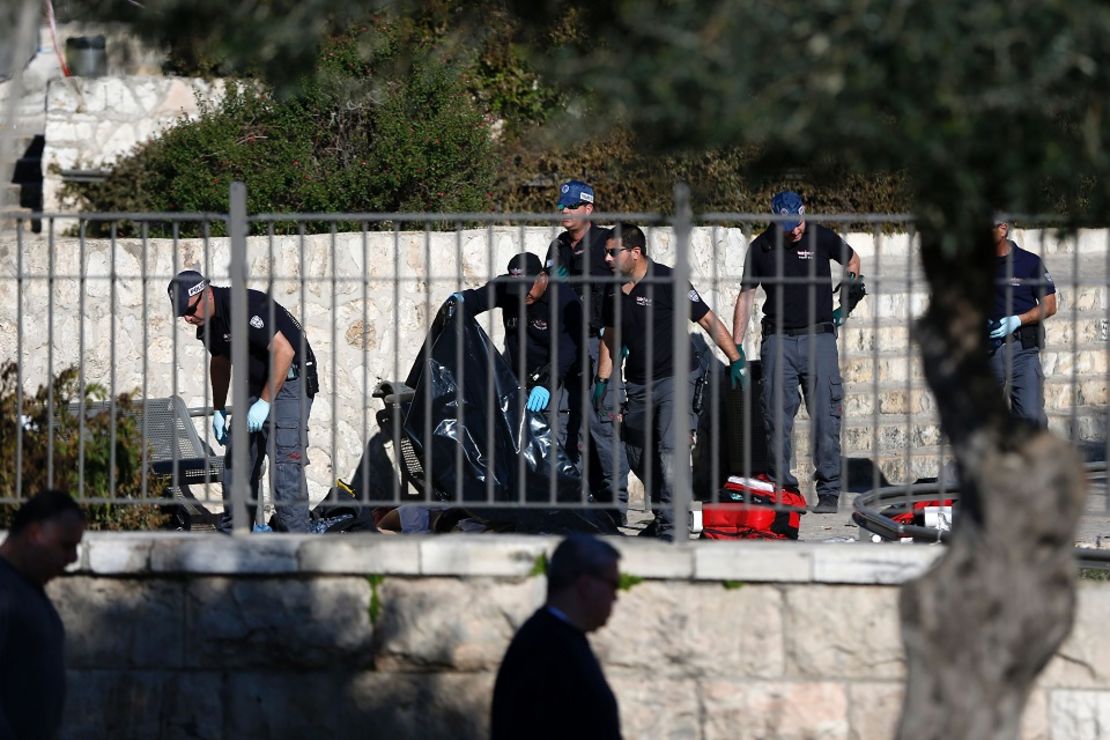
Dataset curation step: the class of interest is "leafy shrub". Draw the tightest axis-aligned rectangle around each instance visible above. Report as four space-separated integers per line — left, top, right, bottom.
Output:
62 27 495 235
0 364 170 531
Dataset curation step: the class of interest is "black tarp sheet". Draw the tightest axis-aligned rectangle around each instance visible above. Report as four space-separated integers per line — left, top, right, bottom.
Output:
400 300 615 534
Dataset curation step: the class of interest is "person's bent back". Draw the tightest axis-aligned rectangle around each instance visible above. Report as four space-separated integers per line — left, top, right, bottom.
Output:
490 534 622 740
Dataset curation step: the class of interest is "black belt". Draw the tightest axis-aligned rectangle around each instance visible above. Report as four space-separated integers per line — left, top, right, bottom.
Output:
763 321 835 337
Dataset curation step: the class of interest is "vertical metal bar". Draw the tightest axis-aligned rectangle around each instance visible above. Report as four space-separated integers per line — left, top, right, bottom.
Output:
1068 228 1078 440
15 219 24 501
228 182 251 533
46 216 55 487
171 222 182 505
77 220 87 501
391 224 403 504
298 224 309 527
360 222 370 507
454 223 464 505
671 185 693 542
109 222 118 499
331 225 339 515
140 222 150 501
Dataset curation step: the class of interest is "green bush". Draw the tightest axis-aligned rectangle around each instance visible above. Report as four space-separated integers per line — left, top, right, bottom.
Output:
0 363 169 531
63 28 495 235
493 126 913 222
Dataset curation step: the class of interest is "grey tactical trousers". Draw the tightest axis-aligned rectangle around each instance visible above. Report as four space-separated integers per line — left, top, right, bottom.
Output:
219 376 314 533
760 332 844 498
990 340 1047 428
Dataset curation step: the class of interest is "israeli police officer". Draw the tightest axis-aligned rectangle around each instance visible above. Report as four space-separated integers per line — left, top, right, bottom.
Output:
452 253 586 460
545 180 630 521
597 224 744 540
168 270 319 533
733 191 864 514
988 221 1057 426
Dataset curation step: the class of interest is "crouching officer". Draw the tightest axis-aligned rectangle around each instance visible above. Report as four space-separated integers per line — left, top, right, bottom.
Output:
732 191 863 514
451 253 586 461
168 270 320 533
988 220 1057 426
597 224 745 541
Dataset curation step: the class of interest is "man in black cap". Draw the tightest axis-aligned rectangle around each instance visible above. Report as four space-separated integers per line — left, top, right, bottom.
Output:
0 490 86 739
167 270 320 533
452 253 586 460
545 179 630 521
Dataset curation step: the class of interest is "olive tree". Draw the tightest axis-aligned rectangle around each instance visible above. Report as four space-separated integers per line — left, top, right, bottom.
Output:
503 1 1104 736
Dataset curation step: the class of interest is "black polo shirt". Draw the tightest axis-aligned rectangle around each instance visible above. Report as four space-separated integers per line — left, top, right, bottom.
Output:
196 286 316 397
545 223 615 335
602 260 709 384
991 242 1056 321
741 224 856 331
462 278 585 387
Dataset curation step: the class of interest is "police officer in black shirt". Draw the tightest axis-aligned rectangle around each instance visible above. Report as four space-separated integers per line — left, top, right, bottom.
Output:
597 224 744 540
168 270 319 533
988 220 1057 426
452 253 586 460
545 180 630 519
733 191 863 514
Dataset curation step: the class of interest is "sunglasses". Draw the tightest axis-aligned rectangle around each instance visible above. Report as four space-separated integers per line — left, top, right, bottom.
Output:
605 247 630 257
560 202 586 211
183 294 203 317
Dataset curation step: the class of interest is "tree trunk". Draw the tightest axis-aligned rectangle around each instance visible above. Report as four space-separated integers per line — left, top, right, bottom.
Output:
896 225 1087 739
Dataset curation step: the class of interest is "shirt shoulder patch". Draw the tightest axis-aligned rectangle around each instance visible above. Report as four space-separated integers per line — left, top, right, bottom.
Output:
250 315 264 329
688 289 701 303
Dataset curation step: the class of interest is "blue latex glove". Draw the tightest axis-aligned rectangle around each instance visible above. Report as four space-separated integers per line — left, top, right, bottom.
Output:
551 265 570 280
832 307 845 327
212 409 228 446
730 345 748 390
450 292 464 303
526 386 551 412
591 378 609 412
990 315 1022 339
246 398 272 432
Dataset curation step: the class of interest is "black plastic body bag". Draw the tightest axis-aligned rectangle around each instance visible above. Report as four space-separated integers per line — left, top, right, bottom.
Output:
401 300 616 535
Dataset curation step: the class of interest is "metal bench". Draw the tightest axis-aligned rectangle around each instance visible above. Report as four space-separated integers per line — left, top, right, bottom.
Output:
70 396 223 530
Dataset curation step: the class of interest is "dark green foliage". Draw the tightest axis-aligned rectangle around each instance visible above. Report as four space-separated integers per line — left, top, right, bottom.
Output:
494 127 911 218
0 363 169 531
62 27 495 235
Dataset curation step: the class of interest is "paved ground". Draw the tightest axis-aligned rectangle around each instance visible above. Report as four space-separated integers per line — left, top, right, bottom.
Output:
618 478 1110 547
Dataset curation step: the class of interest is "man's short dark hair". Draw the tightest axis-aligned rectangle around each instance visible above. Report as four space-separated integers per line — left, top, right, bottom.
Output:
611 223 647 256
9 490 84 536
546 534 621 596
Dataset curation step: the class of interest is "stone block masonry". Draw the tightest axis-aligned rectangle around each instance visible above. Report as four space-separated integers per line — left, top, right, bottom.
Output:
40 533 1110 739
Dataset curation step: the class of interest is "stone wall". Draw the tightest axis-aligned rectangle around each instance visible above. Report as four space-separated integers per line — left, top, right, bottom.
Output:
1 226 1105 504
43 76 226 210
47 533 1110 739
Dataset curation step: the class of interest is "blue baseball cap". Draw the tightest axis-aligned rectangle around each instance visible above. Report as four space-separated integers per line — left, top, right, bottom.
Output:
557 180 595 209
771 190 806 232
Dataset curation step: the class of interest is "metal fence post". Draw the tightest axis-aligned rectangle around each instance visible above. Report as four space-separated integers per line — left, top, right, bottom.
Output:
229 182 250 534
672 184 693 544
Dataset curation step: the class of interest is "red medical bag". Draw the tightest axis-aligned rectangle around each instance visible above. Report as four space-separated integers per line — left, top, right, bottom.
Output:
699 475 807 540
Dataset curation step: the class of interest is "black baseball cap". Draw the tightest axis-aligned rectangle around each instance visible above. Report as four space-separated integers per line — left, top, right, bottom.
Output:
167 270 208 316
506 253 543 294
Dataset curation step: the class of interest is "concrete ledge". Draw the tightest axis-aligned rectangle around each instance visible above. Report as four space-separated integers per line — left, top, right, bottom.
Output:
57 532 950 583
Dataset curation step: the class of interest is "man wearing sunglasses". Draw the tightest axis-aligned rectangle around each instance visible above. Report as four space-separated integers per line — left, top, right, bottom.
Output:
167 270 320 533
545 179 630 526
596 224 744 541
